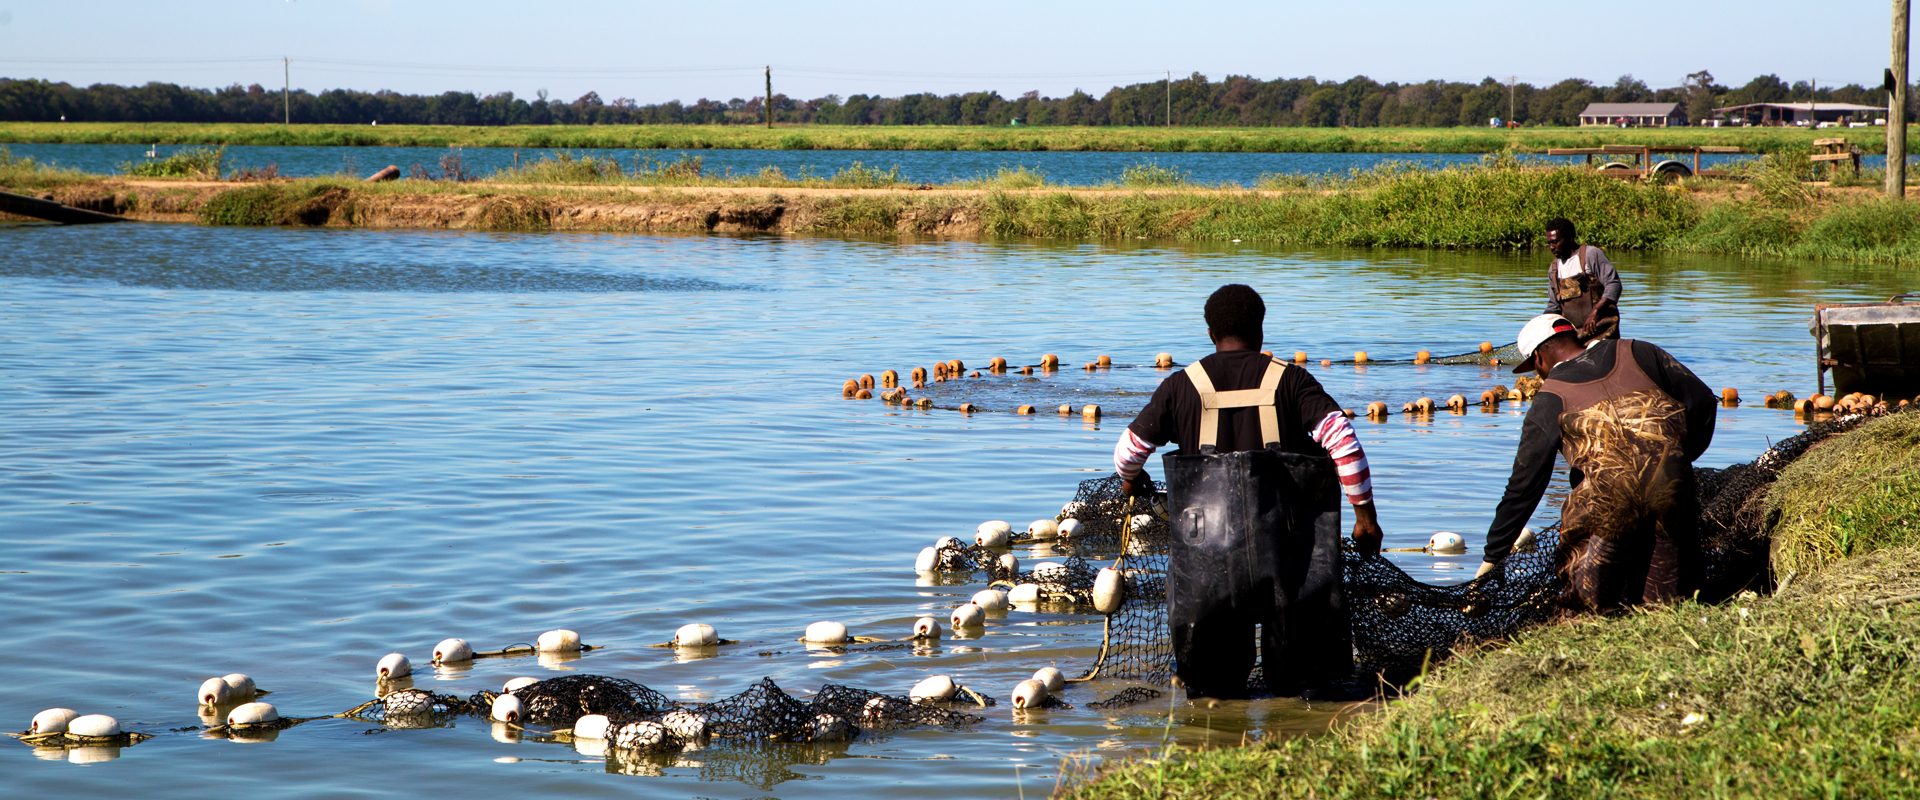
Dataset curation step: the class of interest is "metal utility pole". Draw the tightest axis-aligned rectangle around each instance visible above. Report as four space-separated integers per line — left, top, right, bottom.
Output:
765 66 773 128
1892 0 1910 198
283 57 291 125
1165 71 1171 127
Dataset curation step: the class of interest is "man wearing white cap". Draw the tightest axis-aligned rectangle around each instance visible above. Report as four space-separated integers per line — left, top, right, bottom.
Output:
1477 314 1716 611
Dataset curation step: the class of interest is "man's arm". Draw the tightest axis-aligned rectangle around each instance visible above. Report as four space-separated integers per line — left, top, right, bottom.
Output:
1116 377 1179 495
1309 411 1383 554
1483 395 1564 565
1588 246 1623 303
1545 267 1564 314
1115 428 1159 496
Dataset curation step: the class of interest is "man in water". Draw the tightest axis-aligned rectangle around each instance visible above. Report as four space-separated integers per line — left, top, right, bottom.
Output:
1114 284 1384 698
1544 218 1622 342
1477 315 1716 611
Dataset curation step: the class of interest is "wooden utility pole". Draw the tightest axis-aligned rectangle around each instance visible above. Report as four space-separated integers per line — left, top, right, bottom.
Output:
283 57 291 125
1891 0 1910 198
1508 76 1516 126
1166 71 1171 127
765 66 773 128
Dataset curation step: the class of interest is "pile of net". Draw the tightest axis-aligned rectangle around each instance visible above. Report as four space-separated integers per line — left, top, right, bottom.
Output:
928 406 1910 699
349 675 981 750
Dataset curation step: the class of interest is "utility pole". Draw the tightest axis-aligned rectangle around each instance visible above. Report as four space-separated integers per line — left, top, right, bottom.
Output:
1165 71 1171 127
765 66 773 129
1892 0 1910 198
1508 76 1516 126
283 57 290 125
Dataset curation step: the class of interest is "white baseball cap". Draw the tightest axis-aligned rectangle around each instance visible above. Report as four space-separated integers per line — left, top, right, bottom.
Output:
1513 314 1579 374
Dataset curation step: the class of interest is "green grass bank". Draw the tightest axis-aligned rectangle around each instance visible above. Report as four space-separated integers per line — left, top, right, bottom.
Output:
0 121 1897 154
1065 412 1920 800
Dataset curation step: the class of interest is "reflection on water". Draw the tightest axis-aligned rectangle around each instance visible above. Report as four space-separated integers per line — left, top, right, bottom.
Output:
0 223 1906 799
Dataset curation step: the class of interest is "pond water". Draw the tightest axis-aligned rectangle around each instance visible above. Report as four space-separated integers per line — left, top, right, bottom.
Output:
1 142 1824 185
0 222 1904 798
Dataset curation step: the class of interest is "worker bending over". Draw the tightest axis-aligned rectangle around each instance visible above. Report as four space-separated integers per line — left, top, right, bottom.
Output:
1115 284 1384 699
1544 217 1622 342
1479 315 1716 610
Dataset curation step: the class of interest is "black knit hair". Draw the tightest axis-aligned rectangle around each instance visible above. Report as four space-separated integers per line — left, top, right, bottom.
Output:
1203 284 1265 344
1544 217 1577 241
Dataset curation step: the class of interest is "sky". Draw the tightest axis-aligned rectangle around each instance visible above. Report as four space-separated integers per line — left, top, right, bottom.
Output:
0 1 1894 104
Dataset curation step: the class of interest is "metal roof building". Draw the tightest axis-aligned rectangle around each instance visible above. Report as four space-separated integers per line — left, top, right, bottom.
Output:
1714 102 1885 126
1578 102 1683 127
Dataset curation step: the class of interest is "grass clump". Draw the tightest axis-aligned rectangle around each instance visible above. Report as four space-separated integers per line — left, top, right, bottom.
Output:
119 145 228 179
1118 161 1195 189
951 165 1049 189
0 145 93 189
1067 544 1920 800
1767 411 1920 577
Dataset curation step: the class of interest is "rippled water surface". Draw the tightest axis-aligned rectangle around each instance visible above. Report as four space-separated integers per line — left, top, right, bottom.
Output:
0 222 1904 798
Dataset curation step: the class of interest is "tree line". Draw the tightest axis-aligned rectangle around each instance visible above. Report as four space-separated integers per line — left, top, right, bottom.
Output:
0 72 1898 127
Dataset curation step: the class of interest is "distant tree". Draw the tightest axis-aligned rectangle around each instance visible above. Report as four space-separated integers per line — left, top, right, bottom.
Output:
1684 70 1718 124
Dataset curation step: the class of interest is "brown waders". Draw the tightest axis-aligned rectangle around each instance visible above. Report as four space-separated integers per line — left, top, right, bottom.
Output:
1164 359 1348 698
1541 341 1699 611
1554 245 1620 343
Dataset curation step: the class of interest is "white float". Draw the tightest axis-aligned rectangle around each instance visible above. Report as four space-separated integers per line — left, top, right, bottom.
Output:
661 710 709 741
910 674 958 703
1058 518 1083 538
490 694 524 723
222 674 257 698
227 702 280 726
1093 568 1127 614
1428 531 1467 554
503 677 539 693
950 603 985 628
67 714 121 738
674 623 718 647
970 588 1009 612
802 621 851 644
914 546 940 572
198 677 232 707
1007 583 1042 604
536 629 582 652
1027 520 1059 540
975 520 1013 548
1011 679 1048 709
433 638 473 662
1033 666 1066 693
573 714 611 739
30 708 78 735
376 653 411 679
912 617 941 638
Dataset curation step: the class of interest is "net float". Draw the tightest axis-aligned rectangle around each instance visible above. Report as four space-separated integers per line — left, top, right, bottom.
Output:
662 710 709 741
1341 408 1357 418
1011 679 1048 709
859 374 874 389
1007 583 1042 604
1029 519 1060 540
1401 401 1416 413
934 536 963 550
914 546 939 572
1354 351 1368 363
1480 342 1493 354
1017 404 1035 415
1041 354 1059 370
947 359 964 374
1082 404 1101 420
1261 350 1272 357
1812 394 1834 411
227 702 280 727
1098 355 1112 367
31 708 80 735
842 380 858 397
536 629 582 653
1489 358 1501 366
1415 397 1436 413
504 677 539 692
971 588 1010 612
68 714 121 738
949 603 985 628
996 552 1020 576
1293 351 1308 363
881 370 898 387
1032 561 1068 580
613 720 668 751
1156 353 1174 368
915 397 932 408
377 653 411 679
674 623 718 647
801 621 851 644
1057 518 1082 537
222 674 257 698
1321 359 1332 367
990 357 1007 372
1366 401 1388 418
1376 593 1412 618
1480 390 1499 406
1507 389 1523 401
199 677 232 707
910 675 959 703
976 520 1013 547
573 714 611 739
1428 531 1467 554
1415 351 1431 364
433 637 473 663
959 403 977 414
1019 365 1034 374
1447 394 1466 411
1084 362 1097 371
854 389 872 399
1053 403 1068 415
912 617 942 639
1720 387 1738 404
911 367 927 382
1513 526 1537 554
1093 567 1126 614
933 362 948 379
1033 666 1066 693
969 371 982 378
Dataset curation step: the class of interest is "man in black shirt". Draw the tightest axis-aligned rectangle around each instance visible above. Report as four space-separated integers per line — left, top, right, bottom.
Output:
1114 285 1384 697
1478 314 1716 611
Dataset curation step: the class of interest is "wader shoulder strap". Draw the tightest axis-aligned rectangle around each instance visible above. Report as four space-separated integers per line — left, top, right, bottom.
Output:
1184 359 1288 454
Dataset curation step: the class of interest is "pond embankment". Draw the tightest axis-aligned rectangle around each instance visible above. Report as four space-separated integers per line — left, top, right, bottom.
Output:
1064 411 1920 800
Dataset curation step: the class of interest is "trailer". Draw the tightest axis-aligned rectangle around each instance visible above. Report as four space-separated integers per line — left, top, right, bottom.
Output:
1814 293 1920 398
1544 144 1744 183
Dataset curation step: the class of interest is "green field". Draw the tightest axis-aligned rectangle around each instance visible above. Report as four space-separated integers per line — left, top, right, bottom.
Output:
0 121 1897 154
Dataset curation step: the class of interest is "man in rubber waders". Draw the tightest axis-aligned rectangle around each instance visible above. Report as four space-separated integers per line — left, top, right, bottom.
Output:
1114 284 1384 699
1544 218 1622 343
1476 314 1716 611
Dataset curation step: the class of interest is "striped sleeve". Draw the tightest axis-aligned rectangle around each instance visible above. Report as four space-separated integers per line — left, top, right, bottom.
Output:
1310 411 1374 506
1113 428 1158 479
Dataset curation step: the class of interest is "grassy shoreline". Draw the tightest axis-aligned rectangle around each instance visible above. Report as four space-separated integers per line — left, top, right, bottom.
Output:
0 121 1899 154
1064 412 1920 800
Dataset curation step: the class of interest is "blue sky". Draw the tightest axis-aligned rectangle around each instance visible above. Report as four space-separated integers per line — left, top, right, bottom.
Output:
0 1 1891 103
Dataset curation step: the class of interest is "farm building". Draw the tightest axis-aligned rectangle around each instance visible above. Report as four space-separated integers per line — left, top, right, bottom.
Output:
1577 102 1684 127
1713 102 1885 126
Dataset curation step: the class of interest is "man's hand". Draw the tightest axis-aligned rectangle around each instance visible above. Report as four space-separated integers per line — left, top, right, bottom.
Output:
1351 502 1383 555
1475 560 1500 579
1121 471 1154 498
